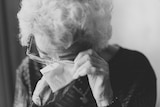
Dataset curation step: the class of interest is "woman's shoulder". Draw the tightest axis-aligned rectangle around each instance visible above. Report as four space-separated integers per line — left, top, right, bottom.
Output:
109 46 157 107
112 46 150 66
16 56 42 92
110 45 156 88
16 56 42 83
16 57 30 75
17 56 42 73
109 45 154 75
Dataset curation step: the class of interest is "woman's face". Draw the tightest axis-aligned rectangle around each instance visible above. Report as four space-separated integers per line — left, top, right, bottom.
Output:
34 34 92 61
34 35 77 61
34 35 60 60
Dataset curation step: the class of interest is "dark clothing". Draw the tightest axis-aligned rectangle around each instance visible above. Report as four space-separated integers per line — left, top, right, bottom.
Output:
13 47 157 107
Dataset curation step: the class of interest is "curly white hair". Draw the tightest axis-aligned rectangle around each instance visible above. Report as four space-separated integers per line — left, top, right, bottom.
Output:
17 0 112 50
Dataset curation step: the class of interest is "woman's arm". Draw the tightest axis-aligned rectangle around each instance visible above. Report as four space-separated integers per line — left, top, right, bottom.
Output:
13 58 32 107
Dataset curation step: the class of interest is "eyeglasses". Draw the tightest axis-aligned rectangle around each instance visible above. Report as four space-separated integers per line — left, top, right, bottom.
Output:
26 36 59 65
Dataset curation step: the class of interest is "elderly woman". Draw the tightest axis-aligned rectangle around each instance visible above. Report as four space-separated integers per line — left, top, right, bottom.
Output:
14 0 156 107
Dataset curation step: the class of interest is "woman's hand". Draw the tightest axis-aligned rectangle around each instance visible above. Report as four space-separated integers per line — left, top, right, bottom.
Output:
32 77 54 106
73 49 113 107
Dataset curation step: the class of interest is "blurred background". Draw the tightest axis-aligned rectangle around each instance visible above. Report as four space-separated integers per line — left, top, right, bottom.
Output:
0 0 160 107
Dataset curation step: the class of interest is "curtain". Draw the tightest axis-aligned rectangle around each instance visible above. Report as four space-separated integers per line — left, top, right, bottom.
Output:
0 0 25 107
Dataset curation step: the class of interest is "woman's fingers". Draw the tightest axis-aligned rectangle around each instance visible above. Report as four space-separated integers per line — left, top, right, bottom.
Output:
32 77 51 106
73 54 91 73
73 49 106 79
73 60 96 79
74 49 93 63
